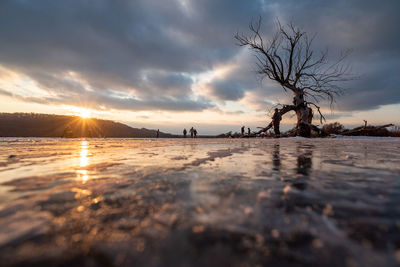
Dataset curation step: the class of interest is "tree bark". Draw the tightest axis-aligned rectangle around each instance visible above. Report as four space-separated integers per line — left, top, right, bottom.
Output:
296 105 313 137
293 91 313 137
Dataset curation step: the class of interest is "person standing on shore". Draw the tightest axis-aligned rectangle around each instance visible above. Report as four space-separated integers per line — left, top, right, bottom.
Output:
189 127 194 138
183 128 187 138
156 129 160 138
272 108 282 137
194 128 197 138
248 127 251 136
241 126 245 136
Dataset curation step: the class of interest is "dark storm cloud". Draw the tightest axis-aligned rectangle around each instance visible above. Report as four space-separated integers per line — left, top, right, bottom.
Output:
205 51 291 108
0 0 262 112
238 0 400 111
142 72 193 98
210 80 245 101
281 0 400 111
0 0 399 112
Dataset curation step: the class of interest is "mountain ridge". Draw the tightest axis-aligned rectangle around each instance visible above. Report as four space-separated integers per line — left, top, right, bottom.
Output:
0 113 175 138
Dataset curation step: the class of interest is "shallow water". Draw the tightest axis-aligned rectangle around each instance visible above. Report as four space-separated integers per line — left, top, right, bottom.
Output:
0 137 399 266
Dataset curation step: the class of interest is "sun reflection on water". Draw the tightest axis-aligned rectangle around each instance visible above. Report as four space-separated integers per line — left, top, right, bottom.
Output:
80 141 89 167
77 141 89 183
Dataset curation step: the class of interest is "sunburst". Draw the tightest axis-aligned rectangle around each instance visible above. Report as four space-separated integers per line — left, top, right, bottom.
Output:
79 109 91 119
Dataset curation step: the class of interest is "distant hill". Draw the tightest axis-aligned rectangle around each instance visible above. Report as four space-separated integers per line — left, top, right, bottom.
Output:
0 113 175 138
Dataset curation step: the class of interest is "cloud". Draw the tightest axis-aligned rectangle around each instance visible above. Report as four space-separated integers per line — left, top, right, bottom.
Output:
0 0 399 115
254 0 400 111
0 86 212 112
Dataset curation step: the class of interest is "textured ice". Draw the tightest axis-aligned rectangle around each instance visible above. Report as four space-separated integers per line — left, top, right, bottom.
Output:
0 137 400 266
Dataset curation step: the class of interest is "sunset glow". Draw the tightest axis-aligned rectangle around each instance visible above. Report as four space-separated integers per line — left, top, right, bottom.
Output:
0 0 398 134
1 1 400 266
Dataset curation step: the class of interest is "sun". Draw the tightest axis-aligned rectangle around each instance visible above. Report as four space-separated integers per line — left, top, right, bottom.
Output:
68 107 93 119
75 108 92 119
80 109 91 119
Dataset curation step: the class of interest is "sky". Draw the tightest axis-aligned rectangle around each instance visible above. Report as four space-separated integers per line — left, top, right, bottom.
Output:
0 0 399 134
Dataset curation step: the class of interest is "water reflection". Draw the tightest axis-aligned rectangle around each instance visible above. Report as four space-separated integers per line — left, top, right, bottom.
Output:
272 143 281 171
270 142 313 190
292 144 314 190
80 141 89 167
77 141 89 183
1 138 400 266
297 145 313 176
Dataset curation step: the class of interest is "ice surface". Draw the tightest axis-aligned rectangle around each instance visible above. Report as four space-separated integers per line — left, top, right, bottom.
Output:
0 137 400 266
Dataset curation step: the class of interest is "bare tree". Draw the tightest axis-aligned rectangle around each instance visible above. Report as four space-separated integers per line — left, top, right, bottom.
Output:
235 18 351 137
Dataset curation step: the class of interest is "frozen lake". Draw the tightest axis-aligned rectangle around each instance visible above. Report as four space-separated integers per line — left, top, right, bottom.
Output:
0 137 400 266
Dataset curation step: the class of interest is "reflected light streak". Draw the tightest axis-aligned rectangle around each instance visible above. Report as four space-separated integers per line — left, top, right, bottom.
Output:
77 141 89 183
80 141 89 167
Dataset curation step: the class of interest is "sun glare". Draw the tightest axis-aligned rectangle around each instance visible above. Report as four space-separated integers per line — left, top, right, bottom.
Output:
79 109 91 119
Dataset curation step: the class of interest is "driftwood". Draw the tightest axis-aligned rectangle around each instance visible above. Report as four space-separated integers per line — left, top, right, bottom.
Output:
238 123 394 138
255 122 273 135
255 121 324 137
341 124 393 136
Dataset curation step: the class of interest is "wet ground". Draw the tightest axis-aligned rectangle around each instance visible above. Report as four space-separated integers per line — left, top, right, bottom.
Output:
0 137 399 267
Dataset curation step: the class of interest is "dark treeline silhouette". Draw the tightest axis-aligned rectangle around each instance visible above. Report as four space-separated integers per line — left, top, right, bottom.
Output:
0 113 175 138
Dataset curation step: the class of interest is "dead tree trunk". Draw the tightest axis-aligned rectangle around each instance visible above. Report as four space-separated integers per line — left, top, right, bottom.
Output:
265 94 314 137
296 104 313 137
292 91 313 137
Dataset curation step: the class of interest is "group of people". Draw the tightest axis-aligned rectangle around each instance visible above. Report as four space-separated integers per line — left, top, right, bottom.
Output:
157 108 282 139
241 126 251 136
183 127 197 138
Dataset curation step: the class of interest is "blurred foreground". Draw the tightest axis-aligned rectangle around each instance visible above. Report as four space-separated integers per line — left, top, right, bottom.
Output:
0 137 399 266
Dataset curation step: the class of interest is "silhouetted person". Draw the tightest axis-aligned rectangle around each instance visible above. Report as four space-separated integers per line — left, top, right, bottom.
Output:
183 128 187 138
189 127 194 138
272 108 282 137
241 126 245 136
193 129 197 138
248 127 251 135
156 129 160 138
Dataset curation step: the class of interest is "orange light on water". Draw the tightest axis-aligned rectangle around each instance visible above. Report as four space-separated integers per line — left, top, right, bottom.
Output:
77 141 89 183
76 169 89 182
80 141 89 167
